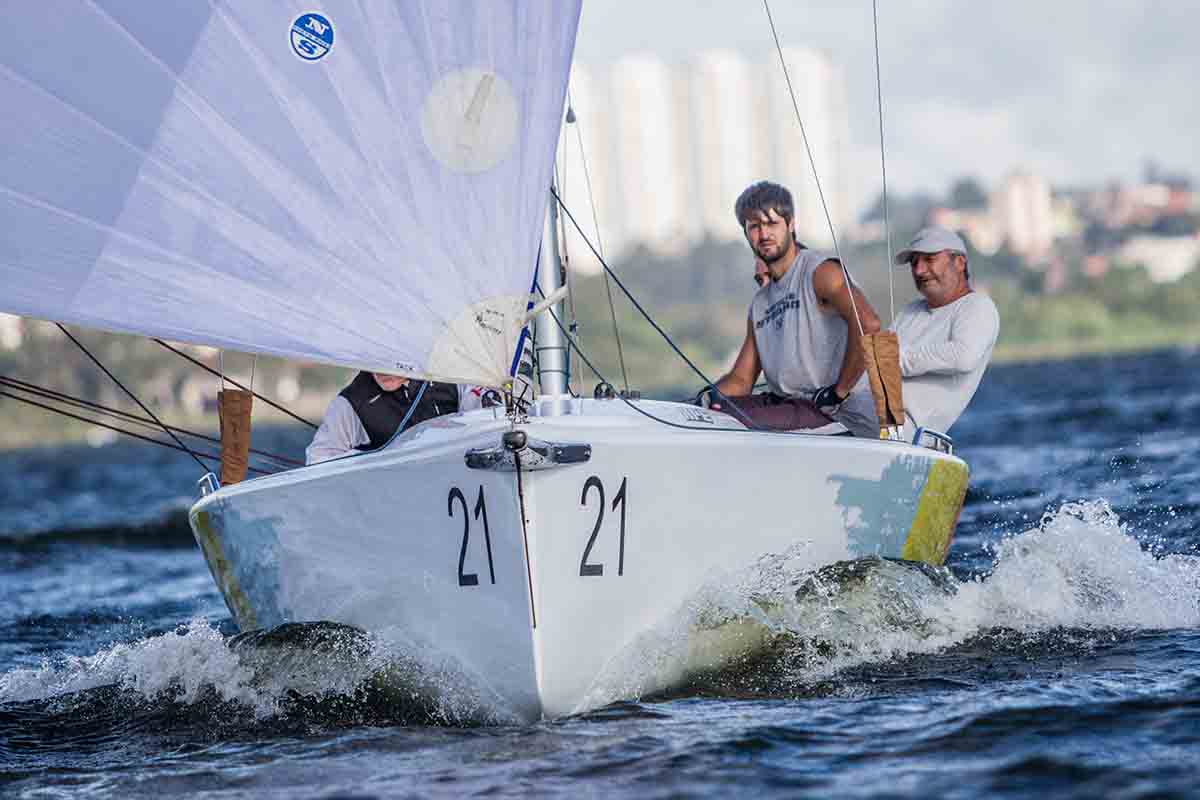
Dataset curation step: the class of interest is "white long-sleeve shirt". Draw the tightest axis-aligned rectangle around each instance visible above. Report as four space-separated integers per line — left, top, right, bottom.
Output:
890 291 999 438
305 384 484 465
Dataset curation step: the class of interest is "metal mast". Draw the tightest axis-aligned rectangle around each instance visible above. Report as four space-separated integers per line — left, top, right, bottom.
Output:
534 187 571 415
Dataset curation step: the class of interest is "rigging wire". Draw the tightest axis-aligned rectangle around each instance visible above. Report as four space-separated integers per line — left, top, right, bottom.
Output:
761 0 865 337
0 375 302 468
153 339 317 430
57 324 209 473
536 282 847 439
0 389 273 476
566 87 630 394
872 0 896 323
552 160 582 398
548 187 761 431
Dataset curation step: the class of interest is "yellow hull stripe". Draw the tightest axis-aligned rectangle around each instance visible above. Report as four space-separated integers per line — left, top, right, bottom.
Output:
191 510 258 630
901 459 969 565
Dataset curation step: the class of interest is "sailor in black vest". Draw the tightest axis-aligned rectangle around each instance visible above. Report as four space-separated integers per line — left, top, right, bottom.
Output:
305 372 484 464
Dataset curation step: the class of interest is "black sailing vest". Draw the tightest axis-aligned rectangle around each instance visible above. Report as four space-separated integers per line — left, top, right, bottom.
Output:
339 372 460 451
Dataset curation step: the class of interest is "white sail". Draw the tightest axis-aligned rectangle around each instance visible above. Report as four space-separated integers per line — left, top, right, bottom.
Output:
0 1 580 386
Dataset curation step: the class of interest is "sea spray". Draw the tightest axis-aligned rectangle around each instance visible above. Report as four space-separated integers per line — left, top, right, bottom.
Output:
581 499 1200 706
0 618 521 727
0 619 259 709
4 501 1198 724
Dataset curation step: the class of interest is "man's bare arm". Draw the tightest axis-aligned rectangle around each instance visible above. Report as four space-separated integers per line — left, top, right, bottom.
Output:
711 317 762 402
813 260 881 397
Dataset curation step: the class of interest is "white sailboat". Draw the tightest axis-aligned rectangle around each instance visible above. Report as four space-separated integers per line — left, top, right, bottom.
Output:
0 1 968 720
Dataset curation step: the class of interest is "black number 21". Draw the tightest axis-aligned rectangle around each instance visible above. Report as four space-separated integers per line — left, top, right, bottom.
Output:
579 476 627 577
449 486 495 587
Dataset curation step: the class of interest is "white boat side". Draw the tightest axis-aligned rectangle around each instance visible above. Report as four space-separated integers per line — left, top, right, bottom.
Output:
189 398 968 720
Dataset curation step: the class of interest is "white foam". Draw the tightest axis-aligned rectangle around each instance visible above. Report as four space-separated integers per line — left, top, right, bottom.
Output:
0 619 265 711
0 618 522 724
4 501 1197 715
582 499 1200 701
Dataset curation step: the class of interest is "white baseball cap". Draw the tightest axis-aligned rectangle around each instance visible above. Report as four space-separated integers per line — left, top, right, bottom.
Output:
894 226 968 266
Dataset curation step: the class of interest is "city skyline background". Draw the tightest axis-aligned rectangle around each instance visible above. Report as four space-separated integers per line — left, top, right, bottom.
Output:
571 1 1197 206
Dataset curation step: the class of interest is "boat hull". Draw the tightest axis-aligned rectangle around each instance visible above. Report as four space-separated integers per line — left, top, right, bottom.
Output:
189 400 968 720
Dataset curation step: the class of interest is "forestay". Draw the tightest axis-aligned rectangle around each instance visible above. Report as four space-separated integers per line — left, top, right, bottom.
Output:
0 1 580 387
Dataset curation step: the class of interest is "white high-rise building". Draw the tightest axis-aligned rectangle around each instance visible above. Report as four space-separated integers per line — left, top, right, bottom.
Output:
608 54 693 256
561 47 852 261
991 171 1054 263
556 64 611 276
764 47 851 249
689 50 770 243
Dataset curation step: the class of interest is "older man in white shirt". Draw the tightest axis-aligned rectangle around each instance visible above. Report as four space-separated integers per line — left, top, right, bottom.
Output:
890 226 1000 440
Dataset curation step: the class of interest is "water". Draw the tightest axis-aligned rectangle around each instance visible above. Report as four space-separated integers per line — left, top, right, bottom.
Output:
3 348 1200 798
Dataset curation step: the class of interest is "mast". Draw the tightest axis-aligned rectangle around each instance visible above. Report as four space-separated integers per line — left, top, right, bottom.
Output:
534 188 571 415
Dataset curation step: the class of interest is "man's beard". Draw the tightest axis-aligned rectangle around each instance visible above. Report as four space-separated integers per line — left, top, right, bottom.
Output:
756 240 789 265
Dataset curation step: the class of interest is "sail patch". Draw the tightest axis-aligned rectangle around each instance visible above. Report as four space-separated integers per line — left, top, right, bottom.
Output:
428 294 528 387
290 13 334 61
421 69 519 174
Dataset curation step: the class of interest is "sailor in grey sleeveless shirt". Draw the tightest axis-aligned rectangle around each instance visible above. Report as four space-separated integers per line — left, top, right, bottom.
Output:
749 249 877 437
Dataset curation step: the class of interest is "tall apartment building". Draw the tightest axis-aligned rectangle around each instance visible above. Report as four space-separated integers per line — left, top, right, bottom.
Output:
765 47 850 249
553 47 852 266
991 171 1054 263
689 50 770 243
608 54 695 256
555 63 611 276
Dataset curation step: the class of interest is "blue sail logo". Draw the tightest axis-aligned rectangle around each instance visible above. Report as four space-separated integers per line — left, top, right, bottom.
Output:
290 13 334 61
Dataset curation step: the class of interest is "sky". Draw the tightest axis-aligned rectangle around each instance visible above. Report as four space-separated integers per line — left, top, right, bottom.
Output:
572 0 1199 207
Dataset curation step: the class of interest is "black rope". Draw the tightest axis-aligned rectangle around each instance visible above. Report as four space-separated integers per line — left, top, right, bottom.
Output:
0 389 272 476
0 375 302 468
153 339 318 430
547 186 760 430
58 324 209 472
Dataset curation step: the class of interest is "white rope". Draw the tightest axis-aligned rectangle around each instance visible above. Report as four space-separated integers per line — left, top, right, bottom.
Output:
872 0 896 324
762 0 865 338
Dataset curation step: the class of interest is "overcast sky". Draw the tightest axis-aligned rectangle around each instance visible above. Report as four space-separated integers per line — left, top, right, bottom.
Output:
573 0 1198 206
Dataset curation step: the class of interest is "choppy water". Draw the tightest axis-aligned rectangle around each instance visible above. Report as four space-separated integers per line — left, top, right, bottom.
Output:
3 348 1200 798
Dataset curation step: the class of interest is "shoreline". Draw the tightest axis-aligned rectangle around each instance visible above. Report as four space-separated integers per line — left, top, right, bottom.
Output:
992 327 1200 364
4 335 1199 450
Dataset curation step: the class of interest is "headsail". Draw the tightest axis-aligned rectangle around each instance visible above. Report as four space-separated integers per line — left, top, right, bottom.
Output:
0 1 581 387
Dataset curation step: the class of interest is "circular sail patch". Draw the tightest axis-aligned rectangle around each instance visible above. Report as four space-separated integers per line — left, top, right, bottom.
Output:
290 13 334 61
421 69 519 174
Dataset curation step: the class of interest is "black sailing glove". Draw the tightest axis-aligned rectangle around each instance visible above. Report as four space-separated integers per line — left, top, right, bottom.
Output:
694 386 719 409
811 384 846 415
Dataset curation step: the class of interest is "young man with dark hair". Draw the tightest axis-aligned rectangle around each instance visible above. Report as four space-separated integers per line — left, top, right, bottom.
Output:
707 181 881 436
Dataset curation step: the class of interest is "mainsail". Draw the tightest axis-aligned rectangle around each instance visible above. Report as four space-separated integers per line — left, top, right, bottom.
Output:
0 1 581 387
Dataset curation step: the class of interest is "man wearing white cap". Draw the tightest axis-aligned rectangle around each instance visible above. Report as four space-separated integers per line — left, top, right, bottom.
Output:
891 225 1000 438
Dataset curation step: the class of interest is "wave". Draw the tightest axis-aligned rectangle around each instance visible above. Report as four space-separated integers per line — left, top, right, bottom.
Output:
0 509 197 551
0 618 521 745
580 500 1200 708
2 500 1198 733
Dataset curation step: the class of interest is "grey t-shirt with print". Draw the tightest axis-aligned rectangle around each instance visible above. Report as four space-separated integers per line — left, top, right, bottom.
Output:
749 249 876 436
